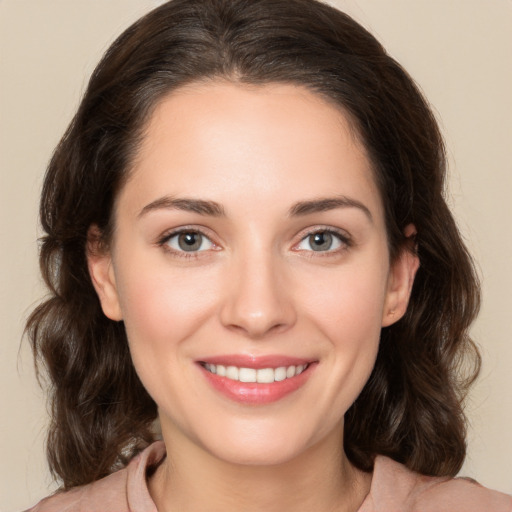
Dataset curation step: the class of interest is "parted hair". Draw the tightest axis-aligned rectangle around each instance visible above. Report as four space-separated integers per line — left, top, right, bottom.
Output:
26 0 480 489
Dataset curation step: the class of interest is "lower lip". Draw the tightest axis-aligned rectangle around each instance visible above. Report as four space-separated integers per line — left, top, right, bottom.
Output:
199 364 315 404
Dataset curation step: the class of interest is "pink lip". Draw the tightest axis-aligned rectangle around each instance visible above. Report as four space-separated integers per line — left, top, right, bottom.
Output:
197 355 317 405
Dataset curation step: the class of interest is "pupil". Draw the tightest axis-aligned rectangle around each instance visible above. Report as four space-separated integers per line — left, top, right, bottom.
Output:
178 232 202 251
310 232 332 251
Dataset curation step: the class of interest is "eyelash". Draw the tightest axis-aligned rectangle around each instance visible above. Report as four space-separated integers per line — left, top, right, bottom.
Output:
157 227 217 260
293 227 352 256
157 226 352 259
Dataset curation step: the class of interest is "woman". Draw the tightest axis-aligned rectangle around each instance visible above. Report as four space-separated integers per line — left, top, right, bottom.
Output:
25 0 511 510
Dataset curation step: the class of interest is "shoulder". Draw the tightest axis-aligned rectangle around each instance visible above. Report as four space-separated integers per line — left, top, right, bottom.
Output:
25 441 166 512
361 455 512 512
26 468 129 512
417 476 512 512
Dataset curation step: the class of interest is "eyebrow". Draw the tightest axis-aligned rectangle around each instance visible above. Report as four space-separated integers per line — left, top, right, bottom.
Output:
138 196 225 218
288 196 373 221
138 194 372 221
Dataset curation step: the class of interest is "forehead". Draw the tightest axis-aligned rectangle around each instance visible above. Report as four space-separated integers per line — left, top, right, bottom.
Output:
120 81 383 222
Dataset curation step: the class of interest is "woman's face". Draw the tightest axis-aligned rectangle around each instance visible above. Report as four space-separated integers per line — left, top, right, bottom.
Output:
89 81 417 466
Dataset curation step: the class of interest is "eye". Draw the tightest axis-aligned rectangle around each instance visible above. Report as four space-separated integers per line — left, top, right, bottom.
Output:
164 231 214 252
296 230 347 252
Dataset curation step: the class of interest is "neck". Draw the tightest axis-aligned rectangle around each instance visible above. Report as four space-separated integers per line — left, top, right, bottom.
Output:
149 422 371 512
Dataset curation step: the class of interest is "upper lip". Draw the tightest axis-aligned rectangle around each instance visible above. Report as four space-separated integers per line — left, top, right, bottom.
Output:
198 354 315 369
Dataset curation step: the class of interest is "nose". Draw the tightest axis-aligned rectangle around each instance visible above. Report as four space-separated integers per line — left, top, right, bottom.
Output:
219 251 297 339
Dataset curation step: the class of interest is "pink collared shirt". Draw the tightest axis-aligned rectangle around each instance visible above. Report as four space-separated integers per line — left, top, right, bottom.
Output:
27 441 512 512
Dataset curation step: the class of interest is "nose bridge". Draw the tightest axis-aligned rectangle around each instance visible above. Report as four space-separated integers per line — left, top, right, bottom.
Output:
220 240 296 338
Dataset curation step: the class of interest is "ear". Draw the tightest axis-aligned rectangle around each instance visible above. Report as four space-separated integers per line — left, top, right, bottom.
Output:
382 224 420 327
86 225 123 321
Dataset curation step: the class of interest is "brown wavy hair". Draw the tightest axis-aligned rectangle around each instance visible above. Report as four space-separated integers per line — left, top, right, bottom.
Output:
26 0 480 489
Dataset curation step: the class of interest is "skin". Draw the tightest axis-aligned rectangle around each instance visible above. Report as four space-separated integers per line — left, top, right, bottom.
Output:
88 81 419 512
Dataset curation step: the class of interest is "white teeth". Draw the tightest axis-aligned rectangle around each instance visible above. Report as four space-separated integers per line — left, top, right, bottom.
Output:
239 368 257 383
225 366 239 380
204 363 309 383
256 368 275 383
286 365 296 378
274 367 287 381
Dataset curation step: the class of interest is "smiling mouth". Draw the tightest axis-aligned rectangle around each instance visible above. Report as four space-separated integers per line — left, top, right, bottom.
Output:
200 363 309 383
198 359 316 404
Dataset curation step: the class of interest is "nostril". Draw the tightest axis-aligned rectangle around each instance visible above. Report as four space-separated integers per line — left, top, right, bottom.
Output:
223 319 291 340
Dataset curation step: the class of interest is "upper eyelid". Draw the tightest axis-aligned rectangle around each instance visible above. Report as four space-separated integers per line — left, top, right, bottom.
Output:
158 225 217 243
296 226 351 241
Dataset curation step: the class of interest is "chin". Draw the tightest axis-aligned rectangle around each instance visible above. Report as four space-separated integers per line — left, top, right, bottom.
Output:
207 441 306 467
196 419 329 467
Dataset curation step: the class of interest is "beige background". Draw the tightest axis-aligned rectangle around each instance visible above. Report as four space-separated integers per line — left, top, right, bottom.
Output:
1 0 511 510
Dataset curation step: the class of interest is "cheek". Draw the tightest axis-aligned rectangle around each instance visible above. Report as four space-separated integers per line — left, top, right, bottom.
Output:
297 258 388 384
298 260 389 337
114 261 220 358
298 265 387 411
